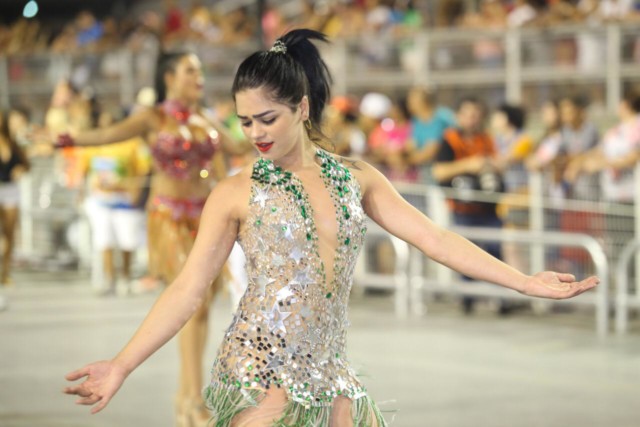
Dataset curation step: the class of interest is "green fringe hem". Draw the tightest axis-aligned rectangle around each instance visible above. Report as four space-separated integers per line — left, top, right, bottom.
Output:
203 384 388 427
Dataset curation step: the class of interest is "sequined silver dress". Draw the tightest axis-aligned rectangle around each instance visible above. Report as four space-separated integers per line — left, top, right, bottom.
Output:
203 149 387 426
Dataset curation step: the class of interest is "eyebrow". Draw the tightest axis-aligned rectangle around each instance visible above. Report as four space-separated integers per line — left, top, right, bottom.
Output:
237 110 276 120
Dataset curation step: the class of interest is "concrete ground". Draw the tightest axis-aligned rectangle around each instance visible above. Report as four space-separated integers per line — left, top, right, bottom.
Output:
1 270 638 427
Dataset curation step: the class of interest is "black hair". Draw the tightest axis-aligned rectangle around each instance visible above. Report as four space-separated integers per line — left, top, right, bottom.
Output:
622 92 640 114
231 29 332 142
496 103 526 130
396 97 412 121
0 110 30 171
154 51 192 103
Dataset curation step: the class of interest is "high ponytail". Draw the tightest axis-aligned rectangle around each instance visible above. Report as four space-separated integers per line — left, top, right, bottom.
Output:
154 51 192 103
231 29 332 142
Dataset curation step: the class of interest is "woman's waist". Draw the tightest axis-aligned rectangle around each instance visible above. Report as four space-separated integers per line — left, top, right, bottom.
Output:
150 174 212 199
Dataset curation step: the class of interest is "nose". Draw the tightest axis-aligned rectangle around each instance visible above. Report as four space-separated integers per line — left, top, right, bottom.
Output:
250 122 265 140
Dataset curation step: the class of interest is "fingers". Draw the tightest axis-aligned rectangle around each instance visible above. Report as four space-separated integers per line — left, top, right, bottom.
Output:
555 273 576 283
76 395 102 406
91 396 112 414
65 366 90 381
63 385 92 397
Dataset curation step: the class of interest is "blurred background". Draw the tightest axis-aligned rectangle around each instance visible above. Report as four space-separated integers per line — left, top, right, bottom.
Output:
1 1 639 426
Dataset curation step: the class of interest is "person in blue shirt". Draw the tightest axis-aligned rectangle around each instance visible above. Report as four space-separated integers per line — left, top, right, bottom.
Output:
406 86 456 183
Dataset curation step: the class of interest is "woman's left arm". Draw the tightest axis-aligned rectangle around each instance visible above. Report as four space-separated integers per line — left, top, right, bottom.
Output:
356 161 599 299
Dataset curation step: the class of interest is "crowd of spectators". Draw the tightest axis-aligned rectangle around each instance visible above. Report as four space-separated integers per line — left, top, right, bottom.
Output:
2 0 640 56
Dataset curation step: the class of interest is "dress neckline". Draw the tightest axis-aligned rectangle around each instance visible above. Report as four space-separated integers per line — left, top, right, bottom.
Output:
251 149 353 293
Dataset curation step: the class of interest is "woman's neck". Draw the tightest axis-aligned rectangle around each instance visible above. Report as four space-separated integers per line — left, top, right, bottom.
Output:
274 138 317 172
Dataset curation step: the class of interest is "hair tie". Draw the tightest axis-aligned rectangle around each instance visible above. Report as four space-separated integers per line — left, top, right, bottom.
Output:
269 39 287 54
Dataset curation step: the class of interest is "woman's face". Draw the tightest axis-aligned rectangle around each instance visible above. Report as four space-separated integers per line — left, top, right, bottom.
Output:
166 54 205 102
235 87 308 160
490 110 509 135
560 100 580 126
541 102 559 128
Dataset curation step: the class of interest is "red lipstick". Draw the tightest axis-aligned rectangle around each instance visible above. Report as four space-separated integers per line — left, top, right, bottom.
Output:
256 142 274 153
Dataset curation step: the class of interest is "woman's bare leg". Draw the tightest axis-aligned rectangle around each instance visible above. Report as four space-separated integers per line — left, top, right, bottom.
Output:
0 207 18 285
230 389 287 427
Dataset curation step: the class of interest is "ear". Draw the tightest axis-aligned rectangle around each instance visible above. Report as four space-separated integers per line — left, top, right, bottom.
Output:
299 96 310 121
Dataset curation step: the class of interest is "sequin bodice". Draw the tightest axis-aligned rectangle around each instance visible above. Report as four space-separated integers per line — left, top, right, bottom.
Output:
151 100 219 180
209 149 369 406
151 132 218 180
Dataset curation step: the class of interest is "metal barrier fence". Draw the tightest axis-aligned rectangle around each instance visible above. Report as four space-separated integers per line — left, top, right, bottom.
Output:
615 239 640 335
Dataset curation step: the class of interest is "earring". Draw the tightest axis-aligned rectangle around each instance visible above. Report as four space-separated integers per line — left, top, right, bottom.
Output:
304 119 312 130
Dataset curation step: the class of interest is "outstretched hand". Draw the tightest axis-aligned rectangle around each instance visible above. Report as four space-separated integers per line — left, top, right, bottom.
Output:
520 272 599 299
63 360 128 414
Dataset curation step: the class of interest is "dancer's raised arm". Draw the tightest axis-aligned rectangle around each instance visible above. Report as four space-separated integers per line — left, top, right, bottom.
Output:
62 108 154 147
63 173 246 413
353 159 599 298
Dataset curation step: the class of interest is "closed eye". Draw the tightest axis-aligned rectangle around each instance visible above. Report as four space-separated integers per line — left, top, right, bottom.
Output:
261 117 276 125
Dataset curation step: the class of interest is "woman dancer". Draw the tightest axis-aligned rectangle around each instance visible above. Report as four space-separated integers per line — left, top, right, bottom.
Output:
57 52 247 425
64 30 598 426
0 110 30 285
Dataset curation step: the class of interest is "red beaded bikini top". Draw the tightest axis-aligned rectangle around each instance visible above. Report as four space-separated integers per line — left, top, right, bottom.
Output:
151 99 220 180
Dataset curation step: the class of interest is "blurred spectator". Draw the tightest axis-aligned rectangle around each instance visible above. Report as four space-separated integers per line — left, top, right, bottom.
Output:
323 1 366 38
0 110 30 285
435 0 466 27
507 0 539 27
492 103 534 193
359 92 392 138
80 110 151 296
75 10 104 51
164 0 185 42
491 103 533 273
461 0 507 68
432 96 504 314
368 97 416 182
564 92 640 261
126 12 162 88
565 93 640 203
558 95 600 200
219 7 255 44
526 100 564 186
406 86 456 183
325 96 367 158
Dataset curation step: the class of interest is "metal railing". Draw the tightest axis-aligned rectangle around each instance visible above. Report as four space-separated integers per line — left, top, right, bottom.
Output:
615 239 640 335
354 221 411 319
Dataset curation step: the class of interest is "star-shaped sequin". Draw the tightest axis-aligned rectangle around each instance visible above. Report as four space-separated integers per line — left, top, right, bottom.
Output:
289 246 304 264
275 286 295 301
272 254 286 267
253 274 275 297
260 302 292 334
288 268 313 289
336 376 348 390
253 186 270 208
271 222 295 241
265 354 284 371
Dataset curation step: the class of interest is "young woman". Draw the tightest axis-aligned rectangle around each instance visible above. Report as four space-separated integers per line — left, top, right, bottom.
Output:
64 30 599 426
56 52 248 426
0 110 30 285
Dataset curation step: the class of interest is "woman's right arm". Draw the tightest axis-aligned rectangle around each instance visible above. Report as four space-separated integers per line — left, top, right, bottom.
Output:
64 174 245 413
70 109 153 146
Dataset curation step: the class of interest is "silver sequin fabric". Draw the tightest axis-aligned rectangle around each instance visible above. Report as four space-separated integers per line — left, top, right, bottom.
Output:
207 149 371 407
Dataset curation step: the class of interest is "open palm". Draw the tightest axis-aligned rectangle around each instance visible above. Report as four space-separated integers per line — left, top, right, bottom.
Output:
64 360 128 414
521 271 599 299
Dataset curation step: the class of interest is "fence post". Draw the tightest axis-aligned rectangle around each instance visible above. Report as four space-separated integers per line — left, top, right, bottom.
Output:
505 27 522 104
0 57 9 109
606 24 622 115
528 172 545 273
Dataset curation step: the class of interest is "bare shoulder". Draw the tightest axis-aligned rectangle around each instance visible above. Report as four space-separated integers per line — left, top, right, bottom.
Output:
208 162 255 218
331 154 384 193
